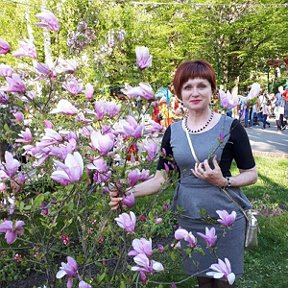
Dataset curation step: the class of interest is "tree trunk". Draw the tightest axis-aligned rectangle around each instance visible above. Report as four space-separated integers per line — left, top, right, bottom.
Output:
24 0 37 67
41 0 53 66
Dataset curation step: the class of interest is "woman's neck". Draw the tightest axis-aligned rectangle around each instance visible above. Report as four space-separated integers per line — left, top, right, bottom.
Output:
186 108 212 124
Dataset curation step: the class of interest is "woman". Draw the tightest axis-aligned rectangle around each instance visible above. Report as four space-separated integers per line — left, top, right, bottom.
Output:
110 60 257 288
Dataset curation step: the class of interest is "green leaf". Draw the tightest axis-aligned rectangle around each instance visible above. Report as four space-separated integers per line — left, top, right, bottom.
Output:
33 194 45 209
97 272 106 283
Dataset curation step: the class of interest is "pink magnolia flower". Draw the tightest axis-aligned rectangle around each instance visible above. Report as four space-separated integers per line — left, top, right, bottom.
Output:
138 83 155 100
50 99 78 115
206 258 235 285
0 182 6 191
197 227 217 248
0 91 9 104
122 193 135 208
1 73 26 93
143 140 158 161
16 128 33 144
128 237 153 257
75 112 91 123
218 131 225 144
87 158 111 184
13 39 37 59
56 256 78 288
49 143 74 161
78 280 92 288
146 119 163 135
122 82 154 101
81 125 94 137
216 210 237 228
14 173 26 185
26 90 36 100
62 76 83 96
0 38 10 54
127 169 142 186
56 58 78 74
139 169 150 181
13 111 24 123
131 253 164 276
174 228 197 248
0 64 13 77
44 119 54 128
84 83 94 99
90 131 114 156
157 244 165 253
51 152 84 186
135 46 152 70
94 100 106 120
38 128 63 148
35 62 57 79
155 217 162 224
101 124 113 134
1 151 21 178
36 9 60 32
104 101 121 118
115 116 144 139
219 90 238 110
0 220 24 244
115 211 136 233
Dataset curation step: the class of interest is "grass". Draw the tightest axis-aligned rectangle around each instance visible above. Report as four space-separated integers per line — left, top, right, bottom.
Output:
238 156 288 288
3 156 287 288
137 155 288 288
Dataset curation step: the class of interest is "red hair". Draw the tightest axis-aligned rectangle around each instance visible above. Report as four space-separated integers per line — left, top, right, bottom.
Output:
173 60 216 99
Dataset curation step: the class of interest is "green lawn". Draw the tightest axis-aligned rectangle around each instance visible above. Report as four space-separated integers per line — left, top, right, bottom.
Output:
238 156 288 288
138 155 288 288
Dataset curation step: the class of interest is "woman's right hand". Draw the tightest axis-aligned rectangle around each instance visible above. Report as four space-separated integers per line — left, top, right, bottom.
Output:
109 191 123 210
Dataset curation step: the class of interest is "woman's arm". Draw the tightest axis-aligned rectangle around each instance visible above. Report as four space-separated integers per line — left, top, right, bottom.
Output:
192 157 257 188
109 170 168 210
227 166 257 187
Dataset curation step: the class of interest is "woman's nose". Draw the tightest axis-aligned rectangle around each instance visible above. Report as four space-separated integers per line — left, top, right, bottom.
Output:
190 88 199 97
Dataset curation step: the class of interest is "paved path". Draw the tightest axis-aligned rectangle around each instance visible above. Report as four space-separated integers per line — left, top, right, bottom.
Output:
245 119 288 158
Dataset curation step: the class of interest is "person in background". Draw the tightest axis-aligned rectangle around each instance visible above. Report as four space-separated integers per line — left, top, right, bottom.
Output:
257 92 271 129
110 60 257 288
282 89 288 126
274 86 286 131
151 100 161 124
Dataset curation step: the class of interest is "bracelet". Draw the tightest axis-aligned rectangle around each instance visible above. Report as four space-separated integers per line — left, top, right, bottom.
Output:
225 177 232 188
221 177 231 189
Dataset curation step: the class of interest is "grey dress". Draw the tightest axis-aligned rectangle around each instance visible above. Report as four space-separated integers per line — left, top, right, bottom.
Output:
157 115 255 278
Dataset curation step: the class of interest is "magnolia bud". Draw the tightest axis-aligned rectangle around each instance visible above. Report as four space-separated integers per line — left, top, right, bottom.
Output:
122 192 135 208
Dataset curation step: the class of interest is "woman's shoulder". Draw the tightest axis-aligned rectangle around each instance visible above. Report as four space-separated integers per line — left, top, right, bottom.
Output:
170 119 183 130
219 113 238 126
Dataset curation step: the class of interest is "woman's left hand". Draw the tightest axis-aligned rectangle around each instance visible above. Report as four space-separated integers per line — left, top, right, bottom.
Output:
191 156 226 187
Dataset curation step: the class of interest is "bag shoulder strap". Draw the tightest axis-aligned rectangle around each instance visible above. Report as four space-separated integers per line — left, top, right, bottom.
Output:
221 188 249 220
183 120 200 163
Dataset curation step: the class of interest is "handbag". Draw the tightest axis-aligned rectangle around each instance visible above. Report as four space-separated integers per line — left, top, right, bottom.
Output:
184 122 259 249
221 188 259 249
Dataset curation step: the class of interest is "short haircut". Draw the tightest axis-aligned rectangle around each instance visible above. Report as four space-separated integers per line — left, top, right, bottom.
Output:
172 60 216 99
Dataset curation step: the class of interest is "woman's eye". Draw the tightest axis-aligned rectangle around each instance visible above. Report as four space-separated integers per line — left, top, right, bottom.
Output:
198 84 207 89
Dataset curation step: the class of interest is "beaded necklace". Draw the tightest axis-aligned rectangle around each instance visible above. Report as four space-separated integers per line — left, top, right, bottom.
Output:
184 111 214 133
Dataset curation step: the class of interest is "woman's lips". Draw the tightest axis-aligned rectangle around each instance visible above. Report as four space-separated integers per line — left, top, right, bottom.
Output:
190 100 201 104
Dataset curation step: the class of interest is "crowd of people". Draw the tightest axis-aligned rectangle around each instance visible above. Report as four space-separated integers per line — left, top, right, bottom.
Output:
151 84 288 132
237 86 288 131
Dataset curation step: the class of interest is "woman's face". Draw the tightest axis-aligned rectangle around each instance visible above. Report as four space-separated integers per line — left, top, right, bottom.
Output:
181 78 213 111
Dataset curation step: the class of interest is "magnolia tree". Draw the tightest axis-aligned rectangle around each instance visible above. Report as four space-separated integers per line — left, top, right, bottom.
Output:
0 9 239 288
